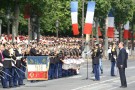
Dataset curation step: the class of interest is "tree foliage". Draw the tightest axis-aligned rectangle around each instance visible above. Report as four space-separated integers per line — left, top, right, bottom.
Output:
0 0 135 36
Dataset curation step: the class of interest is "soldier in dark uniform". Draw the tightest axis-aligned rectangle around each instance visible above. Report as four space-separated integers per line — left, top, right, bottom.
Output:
91 44 100 81
2 44 14 88
53 51 60 79
48 52 55 79
57 51 63 78
29 44 37 82
13 44 25 86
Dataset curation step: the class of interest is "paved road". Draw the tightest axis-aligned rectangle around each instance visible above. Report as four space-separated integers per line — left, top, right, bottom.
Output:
1 59 135 90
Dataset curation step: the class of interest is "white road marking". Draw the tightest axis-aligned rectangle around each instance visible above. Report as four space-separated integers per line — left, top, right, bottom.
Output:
69 75 82 79
72 76 135 90
71 78 119 90
108 81 135 90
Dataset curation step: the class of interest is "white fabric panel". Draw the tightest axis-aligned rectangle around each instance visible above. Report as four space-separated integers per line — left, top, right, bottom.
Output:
28 65 47 72
71 12 78 24
124 21 129 30
85 12 94 23
108 17 114 27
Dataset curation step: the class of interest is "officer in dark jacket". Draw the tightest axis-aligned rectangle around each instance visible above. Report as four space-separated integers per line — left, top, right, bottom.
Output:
117 42 128 88
91 44 100 81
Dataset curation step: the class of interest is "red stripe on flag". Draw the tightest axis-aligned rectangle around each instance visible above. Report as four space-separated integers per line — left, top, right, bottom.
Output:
98 26 102 36
72 24 79 35
123 30 129 39
107 27 114 38
83 23 92 34
128 31 132 39
24 4 31 19
28 71 48 80
134 33 135 38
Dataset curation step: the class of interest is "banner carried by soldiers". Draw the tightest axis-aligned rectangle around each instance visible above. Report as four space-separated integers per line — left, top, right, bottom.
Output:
27 56 50 80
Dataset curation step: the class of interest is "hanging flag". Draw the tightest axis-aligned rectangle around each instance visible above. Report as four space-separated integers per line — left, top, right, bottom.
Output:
24 4 31 19
98 26 102 36
83 1 96 34
107 11 114 38
71 1 79 35
123 21 129 39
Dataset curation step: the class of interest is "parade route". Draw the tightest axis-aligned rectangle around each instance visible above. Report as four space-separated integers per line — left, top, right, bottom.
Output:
1 59 135 90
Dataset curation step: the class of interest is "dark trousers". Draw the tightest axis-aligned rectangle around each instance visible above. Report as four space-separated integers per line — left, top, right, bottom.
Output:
118 68 127 87
62 69 68 77
54 63 58 78
111 61 115 76
94 64 100 80
58 62 62 78
12 67 18 86
22 66 26 79
18 67 24 85
48 64 54 79
2 68 13 87
12 67 24 86
0 74 4 86
49 63 58 79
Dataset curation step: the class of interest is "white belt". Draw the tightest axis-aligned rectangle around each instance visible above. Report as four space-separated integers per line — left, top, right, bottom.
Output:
4 58 12 60
16 56 22 60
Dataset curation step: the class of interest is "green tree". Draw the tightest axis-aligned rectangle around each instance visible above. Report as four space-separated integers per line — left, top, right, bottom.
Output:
112 0 134 42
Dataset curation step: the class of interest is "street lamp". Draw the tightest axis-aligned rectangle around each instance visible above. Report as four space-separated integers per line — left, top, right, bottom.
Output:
0 19 2 37
56 20 59 38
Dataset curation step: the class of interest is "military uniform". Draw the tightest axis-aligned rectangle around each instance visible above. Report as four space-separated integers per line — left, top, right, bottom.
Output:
2 48 13 88
14 48 25 86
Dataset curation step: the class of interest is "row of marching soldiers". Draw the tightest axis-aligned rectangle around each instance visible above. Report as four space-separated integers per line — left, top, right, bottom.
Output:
0 43 26 88
48 43 83 79
28 42 83 80
0 42 84 88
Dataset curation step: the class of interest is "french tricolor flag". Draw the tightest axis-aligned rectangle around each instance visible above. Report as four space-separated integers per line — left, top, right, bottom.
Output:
123 21 129 39
98 26 102 36
71 1 79 35
83 1 96 34
107 11 114 38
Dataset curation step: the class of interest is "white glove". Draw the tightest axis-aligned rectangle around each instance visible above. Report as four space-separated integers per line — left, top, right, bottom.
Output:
113 56 116 59
0 63 3 67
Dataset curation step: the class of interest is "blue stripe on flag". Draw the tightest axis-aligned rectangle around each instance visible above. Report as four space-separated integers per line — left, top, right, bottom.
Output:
108 10 113 17
27 56 49 65
87 1 96 12
71 1 78 12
